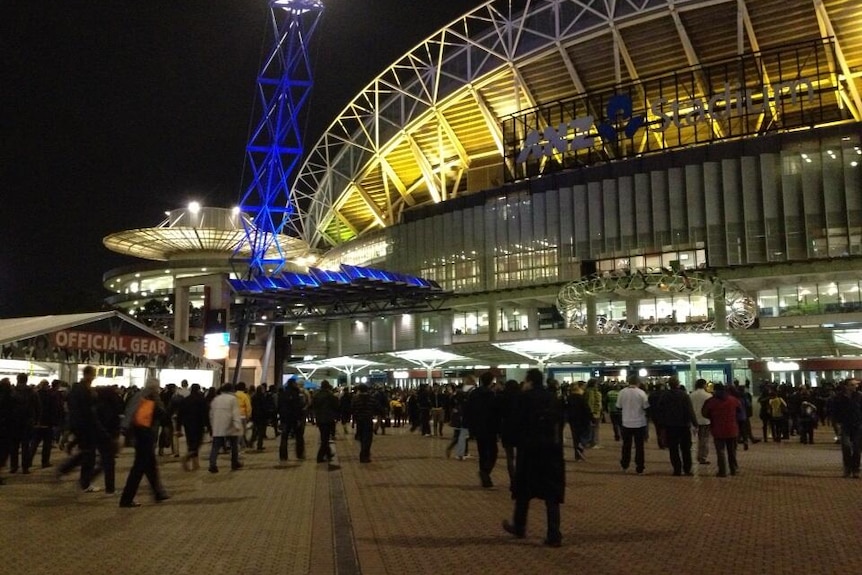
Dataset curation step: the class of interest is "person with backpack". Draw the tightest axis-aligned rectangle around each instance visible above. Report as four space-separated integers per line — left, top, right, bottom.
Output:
502 368 564 548
118 378 170 507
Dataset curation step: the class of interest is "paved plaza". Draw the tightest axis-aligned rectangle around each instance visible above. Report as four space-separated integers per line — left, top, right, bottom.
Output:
2 423 860 575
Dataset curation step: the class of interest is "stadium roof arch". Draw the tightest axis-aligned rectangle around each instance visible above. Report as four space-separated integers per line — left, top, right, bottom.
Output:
291 0 862 252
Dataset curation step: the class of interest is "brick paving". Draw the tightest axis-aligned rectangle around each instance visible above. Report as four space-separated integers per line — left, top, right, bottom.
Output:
2 423 861 575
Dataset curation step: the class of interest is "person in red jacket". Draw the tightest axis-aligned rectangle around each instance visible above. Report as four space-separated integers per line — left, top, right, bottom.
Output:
701 383 741 478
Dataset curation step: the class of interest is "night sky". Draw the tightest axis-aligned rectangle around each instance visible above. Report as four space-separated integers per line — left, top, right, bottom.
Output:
1 0 482 317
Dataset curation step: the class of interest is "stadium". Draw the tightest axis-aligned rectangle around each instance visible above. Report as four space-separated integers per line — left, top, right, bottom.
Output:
112 0 862 387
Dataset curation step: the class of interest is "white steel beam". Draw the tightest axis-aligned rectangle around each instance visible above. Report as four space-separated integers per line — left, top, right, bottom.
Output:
813 0 862 121
407 133 442 204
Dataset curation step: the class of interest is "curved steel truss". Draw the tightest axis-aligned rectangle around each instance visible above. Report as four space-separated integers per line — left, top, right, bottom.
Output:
287 0 862 252
556 270 757 334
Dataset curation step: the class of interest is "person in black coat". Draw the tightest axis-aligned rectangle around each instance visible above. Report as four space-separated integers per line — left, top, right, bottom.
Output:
351 384 377 463
311 380 340 463
0 378 13 485
278 378 305 462
467 372 500 488
502 368 565 547
10 373 40 474
498 379 521 492
656 377 698 476
565 382 592 462
832 379 862 478
94 386 124 493
176 384 208 471
57 366 107 491
32 379 62 469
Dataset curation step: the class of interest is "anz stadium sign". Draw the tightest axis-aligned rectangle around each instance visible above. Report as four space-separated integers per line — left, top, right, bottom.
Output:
504 38 841 182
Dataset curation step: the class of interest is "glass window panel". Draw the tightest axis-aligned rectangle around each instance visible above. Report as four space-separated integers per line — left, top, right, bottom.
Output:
639 299 657 324
778 286 799 316
798 283 818 314
819 283 840 314
655 296 674 323
757 290 779 318
839 281 861 311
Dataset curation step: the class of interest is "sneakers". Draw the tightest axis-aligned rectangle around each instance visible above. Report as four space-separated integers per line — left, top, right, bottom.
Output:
119 501 141 508
208 466 219 474
82 485 102 493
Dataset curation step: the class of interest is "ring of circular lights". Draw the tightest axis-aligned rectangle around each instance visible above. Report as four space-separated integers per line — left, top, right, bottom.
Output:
556 270 756 334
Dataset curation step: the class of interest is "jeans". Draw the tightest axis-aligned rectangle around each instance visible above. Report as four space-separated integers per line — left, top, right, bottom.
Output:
620 426 646 473
58 430 96 489
356 419 373 462
30 426 54 468
610 411 622 440
209 436 240 469
475 434 498 483
430 408 444 436
665 426 693 474
447 428 469 458
10 426 34 472
316 422 335 462
713 437 738 476
120 427 165 504
696 425 711 462
841 426 862 475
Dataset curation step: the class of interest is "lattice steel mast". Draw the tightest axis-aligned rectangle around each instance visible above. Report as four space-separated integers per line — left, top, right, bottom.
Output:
234 0 324 277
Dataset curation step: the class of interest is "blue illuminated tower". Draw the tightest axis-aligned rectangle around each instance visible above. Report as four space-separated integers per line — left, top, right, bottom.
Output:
235 0 324 277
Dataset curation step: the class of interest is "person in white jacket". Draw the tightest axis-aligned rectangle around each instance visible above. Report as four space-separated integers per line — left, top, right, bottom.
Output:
208 384 244 473
689 379 713 465
617 375 650 475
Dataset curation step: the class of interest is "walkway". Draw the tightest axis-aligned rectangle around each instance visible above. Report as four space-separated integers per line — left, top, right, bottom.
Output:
1 424 859 575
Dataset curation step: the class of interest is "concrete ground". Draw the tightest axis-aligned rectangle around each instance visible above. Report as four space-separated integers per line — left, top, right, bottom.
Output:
1 423 859 575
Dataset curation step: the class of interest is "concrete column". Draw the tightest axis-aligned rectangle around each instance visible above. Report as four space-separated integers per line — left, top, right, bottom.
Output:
173 284 190 343
713 290 727 331
586 295 597 336
527 305 540 338
626 296 639 325
488 298 498 342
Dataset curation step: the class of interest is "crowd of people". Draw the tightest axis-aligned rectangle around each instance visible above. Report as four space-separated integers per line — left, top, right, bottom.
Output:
1 366 861 542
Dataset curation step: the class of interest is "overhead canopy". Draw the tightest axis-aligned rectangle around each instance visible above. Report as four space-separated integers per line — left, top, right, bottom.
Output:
229 264 450 320
305 329 862 372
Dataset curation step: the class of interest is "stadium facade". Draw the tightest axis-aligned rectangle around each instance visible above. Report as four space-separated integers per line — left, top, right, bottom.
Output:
108 0 862 387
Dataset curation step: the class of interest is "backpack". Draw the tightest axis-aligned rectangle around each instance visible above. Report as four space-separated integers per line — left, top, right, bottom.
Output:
133 398 155 428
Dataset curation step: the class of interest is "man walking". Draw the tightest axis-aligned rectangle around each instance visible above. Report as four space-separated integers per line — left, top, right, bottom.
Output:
57 366 105 491
311 380 340 464
701 383 741 477
690 379 712 465
467 372 500 488
118 378 170 507
351 384 376 463
832 379 862 478
208 384 244 473
10 373 40 474
657 377 697 476
617 374 649 475
502 368 565 547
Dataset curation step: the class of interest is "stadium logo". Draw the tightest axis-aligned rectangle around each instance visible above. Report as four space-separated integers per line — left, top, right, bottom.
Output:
516 78 814 164
516 93 644 164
